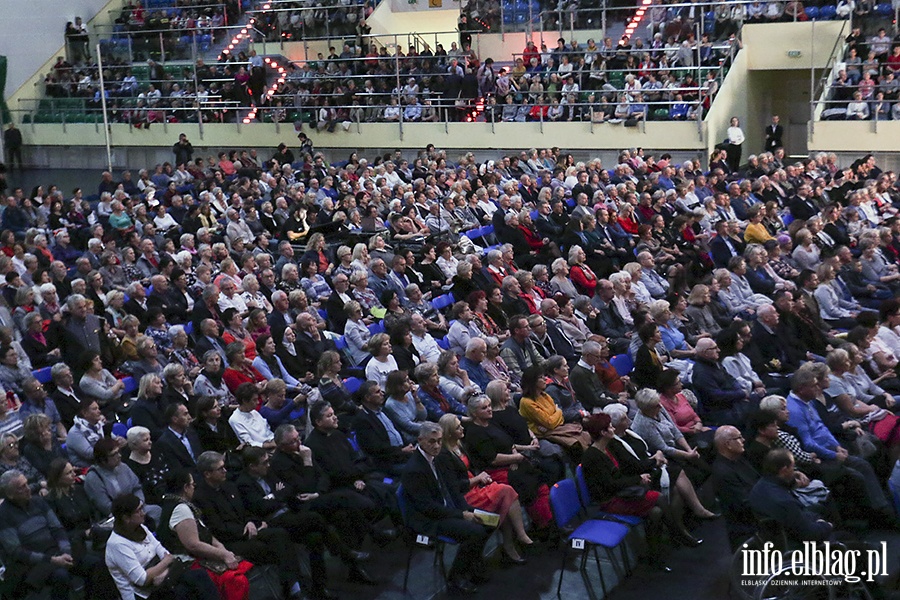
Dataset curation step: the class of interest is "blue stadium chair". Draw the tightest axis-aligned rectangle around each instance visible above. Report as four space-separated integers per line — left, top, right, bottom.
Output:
436 337 450 350
126 417 133 428
112 422 128 438
122 377 138 395
368 321 386 335
575 465 643 526
33 367 53 384
335 336 348 350
875 3 893 15
551 479 631 599
397 485 459 591
432 293 455 311
318 308 328 321
819 5 837 18
343 377 364 394
804 6 819 19
609 354 634 377
184 321 193 335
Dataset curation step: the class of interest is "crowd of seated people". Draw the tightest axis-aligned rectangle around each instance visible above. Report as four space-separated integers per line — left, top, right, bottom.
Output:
275 29 739 126
1 140 900 598
253 0 377 42
826 25 900 119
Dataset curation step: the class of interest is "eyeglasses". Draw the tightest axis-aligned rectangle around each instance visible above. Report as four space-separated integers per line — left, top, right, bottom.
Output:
729 435 744 442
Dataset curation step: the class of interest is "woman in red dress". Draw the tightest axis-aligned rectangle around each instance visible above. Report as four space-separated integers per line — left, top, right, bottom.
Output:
222 341 266 398
581 413 702 569
568 246 598 297
438 413 534 564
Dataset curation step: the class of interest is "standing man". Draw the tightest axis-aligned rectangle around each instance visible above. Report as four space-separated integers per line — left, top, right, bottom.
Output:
172 133 193 167
4 123 23 169
764 115 783 153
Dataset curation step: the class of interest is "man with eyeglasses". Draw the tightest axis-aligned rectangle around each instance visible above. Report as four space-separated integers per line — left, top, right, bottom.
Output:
692 337 754 426
711 425 761 548
192 451 307 600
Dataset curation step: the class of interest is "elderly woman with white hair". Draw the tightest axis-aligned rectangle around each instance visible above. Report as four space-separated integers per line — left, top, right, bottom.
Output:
568 245 598 297
549 257 577 298
240 274 273 313
622 263 653 305
122 425 169 506
631 388 711 486
603 402 718 520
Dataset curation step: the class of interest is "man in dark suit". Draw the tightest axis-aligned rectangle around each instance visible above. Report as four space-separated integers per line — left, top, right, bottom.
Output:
146 275 175 321
352 381 415 477
295 312 337 375
534 200 564 240
710 221 742 269
49 364 83 430
764 115 783 153
193 318 228 363
539 300 578 365
324 274 352 333
401 422 490 595
268 290 294 344
192 450 306 598
745 304 801 386
154 402 203 469
788 184 819 222
236 445 374 590
191 284 222 332
748 449 833 543
124 282 149 325
165 268 192 324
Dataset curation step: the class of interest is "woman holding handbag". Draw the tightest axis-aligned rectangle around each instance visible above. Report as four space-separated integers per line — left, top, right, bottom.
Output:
157 470 254 600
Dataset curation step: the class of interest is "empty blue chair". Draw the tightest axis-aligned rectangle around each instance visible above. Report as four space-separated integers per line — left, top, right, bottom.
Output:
33 367 53 384
112 422 128 438
875 3 893 15
343 377 364 394
609 354 634 377
551 479 631 599
819 5 837 18
122 377 138 395
804 6 819 19
432 293 455 311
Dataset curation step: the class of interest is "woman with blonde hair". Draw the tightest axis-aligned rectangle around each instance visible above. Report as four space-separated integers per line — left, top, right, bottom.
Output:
438 411 533 564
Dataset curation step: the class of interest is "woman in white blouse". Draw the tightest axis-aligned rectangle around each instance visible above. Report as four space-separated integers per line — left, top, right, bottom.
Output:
343 300 372 366
364 333 398 387
106 494 218 600
719 325 767 397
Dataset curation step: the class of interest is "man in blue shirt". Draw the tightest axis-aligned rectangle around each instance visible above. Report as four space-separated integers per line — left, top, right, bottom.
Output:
459 338 491 392
786 367 892 518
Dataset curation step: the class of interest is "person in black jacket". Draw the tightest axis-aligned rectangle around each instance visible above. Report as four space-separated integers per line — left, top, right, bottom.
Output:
128 374 167 440
192 450 306 599
236 446 374 593
400 422 490 595
172 133 193 166
153 402 203 469
352 381 415 477
306 401 399 522
270 424 384 553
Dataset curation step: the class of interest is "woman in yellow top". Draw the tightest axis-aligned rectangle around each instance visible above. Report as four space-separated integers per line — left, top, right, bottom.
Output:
518 364 590 459
743 205 774 245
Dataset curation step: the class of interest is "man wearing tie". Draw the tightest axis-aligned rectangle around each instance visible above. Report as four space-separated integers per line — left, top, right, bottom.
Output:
764 115 783 153
155 402 203 469
401 422 489 595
